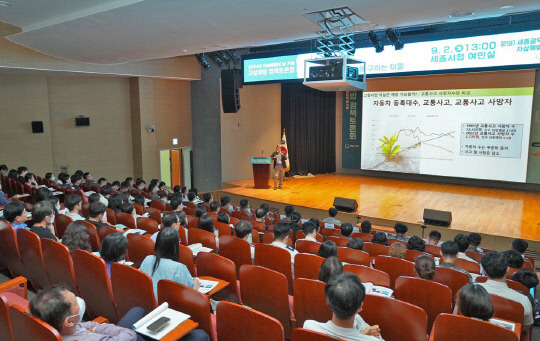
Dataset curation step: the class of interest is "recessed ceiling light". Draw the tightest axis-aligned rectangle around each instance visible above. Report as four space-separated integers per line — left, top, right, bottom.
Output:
182 49 188 53
0 1 13 7
369 23 379 27
500 5 514 9
213 45 228 48
449 11 474 18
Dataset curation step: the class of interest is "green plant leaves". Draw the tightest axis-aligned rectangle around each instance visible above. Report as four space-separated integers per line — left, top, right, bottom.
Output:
379 133 401 158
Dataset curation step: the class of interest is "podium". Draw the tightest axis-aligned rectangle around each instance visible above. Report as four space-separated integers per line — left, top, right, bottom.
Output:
250 157 272 189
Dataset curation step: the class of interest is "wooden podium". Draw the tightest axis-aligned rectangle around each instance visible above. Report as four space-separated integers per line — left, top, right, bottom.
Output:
250 157 272 189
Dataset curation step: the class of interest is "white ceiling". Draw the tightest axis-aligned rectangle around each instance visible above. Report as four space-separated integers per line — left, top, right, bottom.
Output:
1 0 540 64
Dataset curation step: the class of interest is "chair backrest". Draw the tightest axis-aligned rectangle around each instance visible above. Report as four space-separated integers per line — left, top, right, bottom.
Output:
251 221 267 233
490 294 524 325
295 239 321 255
429 314 518 341
16 229 50 290
149 200 166 211
72 249 119 323
110 263 157 318
41 239 78 295
425 244 442 257
465 250 483 263
0 222 27 278
362 294 427 341
291 328 341 341
351 232 373 243
106 208 117 225
475 276 529 293
183 201 196 209
53 213 73 239
216 301 284 341
239 265 292 338
336 247 370 266
136 217 160 234
293 278 332 328
80 220 100 252
183 207 195 216
395 276 452 333
126 233 155 269
97 226 117 241
231 210 250 221
178 244 196 276
404 250 429 262
187 228 217 252
294 253 325 280
254 243 293 294
0 293 15 341
81 202 90 218
215 221 232 237
157 280 216 341
433 267 470 303
327 236 349 247
363 242 389 258
321 228 341 237
455 258 481 274
229 216 240 225
132 203 144 215
373 255 416 289
115 212 136 229
196 252 239 303
218 235 252 277
9 305 62 341
343 264 390 288
144 207 162 224
186 216 199 229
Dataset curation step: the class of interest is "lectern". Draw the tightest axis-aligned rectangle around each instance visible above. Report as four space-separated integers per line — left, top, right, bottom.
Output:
250 157 272 189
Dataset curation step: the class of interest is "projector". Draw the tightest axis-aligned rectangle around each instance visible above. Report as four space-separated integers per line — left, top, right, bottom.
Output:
303 57 366 92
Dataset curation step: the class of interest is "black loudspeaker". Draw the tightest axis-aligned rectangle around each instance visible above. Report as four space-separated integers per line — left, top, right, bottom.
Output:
75 117 90 126
423 208 452 227
221 69 242 113
333 197 358 213
31 121 44 133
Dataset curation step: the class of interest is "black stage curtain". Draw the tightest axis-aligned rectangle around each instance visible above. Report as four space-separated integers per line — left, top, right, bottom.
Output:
281 83 336 176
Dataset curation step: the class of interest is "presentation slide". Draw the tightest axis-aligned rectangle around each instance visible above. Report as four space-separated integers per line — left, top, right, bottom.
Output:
360 88 534 182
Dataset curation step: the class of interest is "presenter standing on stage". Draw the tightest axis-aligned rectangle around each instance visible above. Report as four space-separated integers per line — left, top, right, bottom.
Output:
271 144 287 190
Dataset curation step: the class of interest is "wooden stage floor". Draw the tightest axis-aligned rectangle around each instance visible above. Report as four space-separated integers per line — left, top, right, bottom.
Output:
222 174 540 242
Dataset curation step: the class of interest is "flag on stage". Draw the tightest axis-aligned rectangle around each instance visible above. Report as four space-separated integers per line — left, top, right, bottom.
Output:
281 129 290 172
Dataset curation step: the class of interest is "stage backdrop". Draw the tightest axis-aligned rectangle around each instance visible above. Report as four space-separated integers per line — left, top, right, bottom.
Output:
342 91 362 169
281 83 336 175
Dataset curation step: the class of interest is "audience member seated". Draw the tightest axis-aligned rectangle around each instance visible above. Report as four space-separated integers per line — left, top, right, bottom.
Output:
34 187 54 204
454 233 477 262
511 270 539 324
151 212 180 241
25 172 39 188
318 240 338 259
62 194 85 221
83 172 97 187
134 195 146 208
511 238 529 260
100 232 129 276
70 174 83 191
17 166 28 184
3 201 29 230
388 242 406 259
220 196 232 212
169 196 183 213
503 249 524 270
270 221 298 270
284 204 295 222
239 198 252 218
260 203 273 223
198 214 219 249
0 181 11 206
194 204 206 218
360 220 372 235
140 227 199 298
8 169 19 180
98 178 108 187
62 221 92 254
290 211 302 239
44 172 55 182
467 233 483 253
371 232 388 246
477 252 533 326
0 164 8 176
203 193 213 205
99 185 113 207
323 207 342 226
319 256 344 283
414 254 436 280
86 201 122 232
108 193 124 213
136 179 146 191
299 221 319 242
148 183 159 201
437 241 472 281
427 230 442 246
217 212 232 229
88 192 101 204
341 223 354 239
456 283 494 321
304 273 383 340
110 181 120 192
347 238 364 251
188 191 202 205
235 220 255 260
209 201 220 216
58 172 71 186
391 222 409 241
254 208 268 230
29 284 149 341
119 182 130 193
121 202 139 224
31 201 58 241
406 236 425 252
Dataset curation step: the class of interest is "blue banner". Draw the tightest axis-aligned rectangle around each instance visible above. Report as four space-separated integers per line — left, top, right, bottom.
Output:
342 91 362 169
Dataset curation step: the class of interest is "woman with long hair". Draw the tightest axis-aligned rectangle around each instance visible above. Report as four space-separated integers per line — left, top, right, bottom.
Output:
139 227 199 297
62 221 91 254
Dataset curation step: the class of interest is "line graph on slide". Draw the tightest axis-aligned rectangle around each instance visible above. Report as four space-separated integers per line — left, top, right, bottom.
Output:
362 121 457 173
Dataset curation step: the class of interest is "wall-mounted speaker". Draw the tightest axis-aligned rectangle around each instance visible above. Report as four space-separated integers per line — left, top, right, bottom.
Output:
333 197 358 213
221 69 242 113
31 121 44 133
423 208 452 227
75 117 90 126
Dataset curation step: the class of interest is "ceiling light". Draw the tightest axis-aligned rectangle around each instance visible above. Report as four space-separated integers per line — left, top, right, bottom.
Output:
196 53 211 69
368 32 384 53
0 1 12 7
386 29 404 50
500 5 514 9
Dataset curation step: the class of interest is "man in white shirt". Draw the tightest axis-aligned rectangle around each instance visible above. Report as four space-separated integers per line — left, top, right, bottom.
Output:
454 234 477 263
300 221 319 242
322 207 342 226
234 220 255 260
477 252 533 326
270 221 298 274
304 273 383 341
150 212 180 242
98 185 112 207
62 194 85 221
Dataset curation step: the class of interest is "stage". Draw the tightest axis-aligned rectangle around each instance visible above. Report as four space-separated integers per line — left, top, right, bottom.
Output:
221 174 540 243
